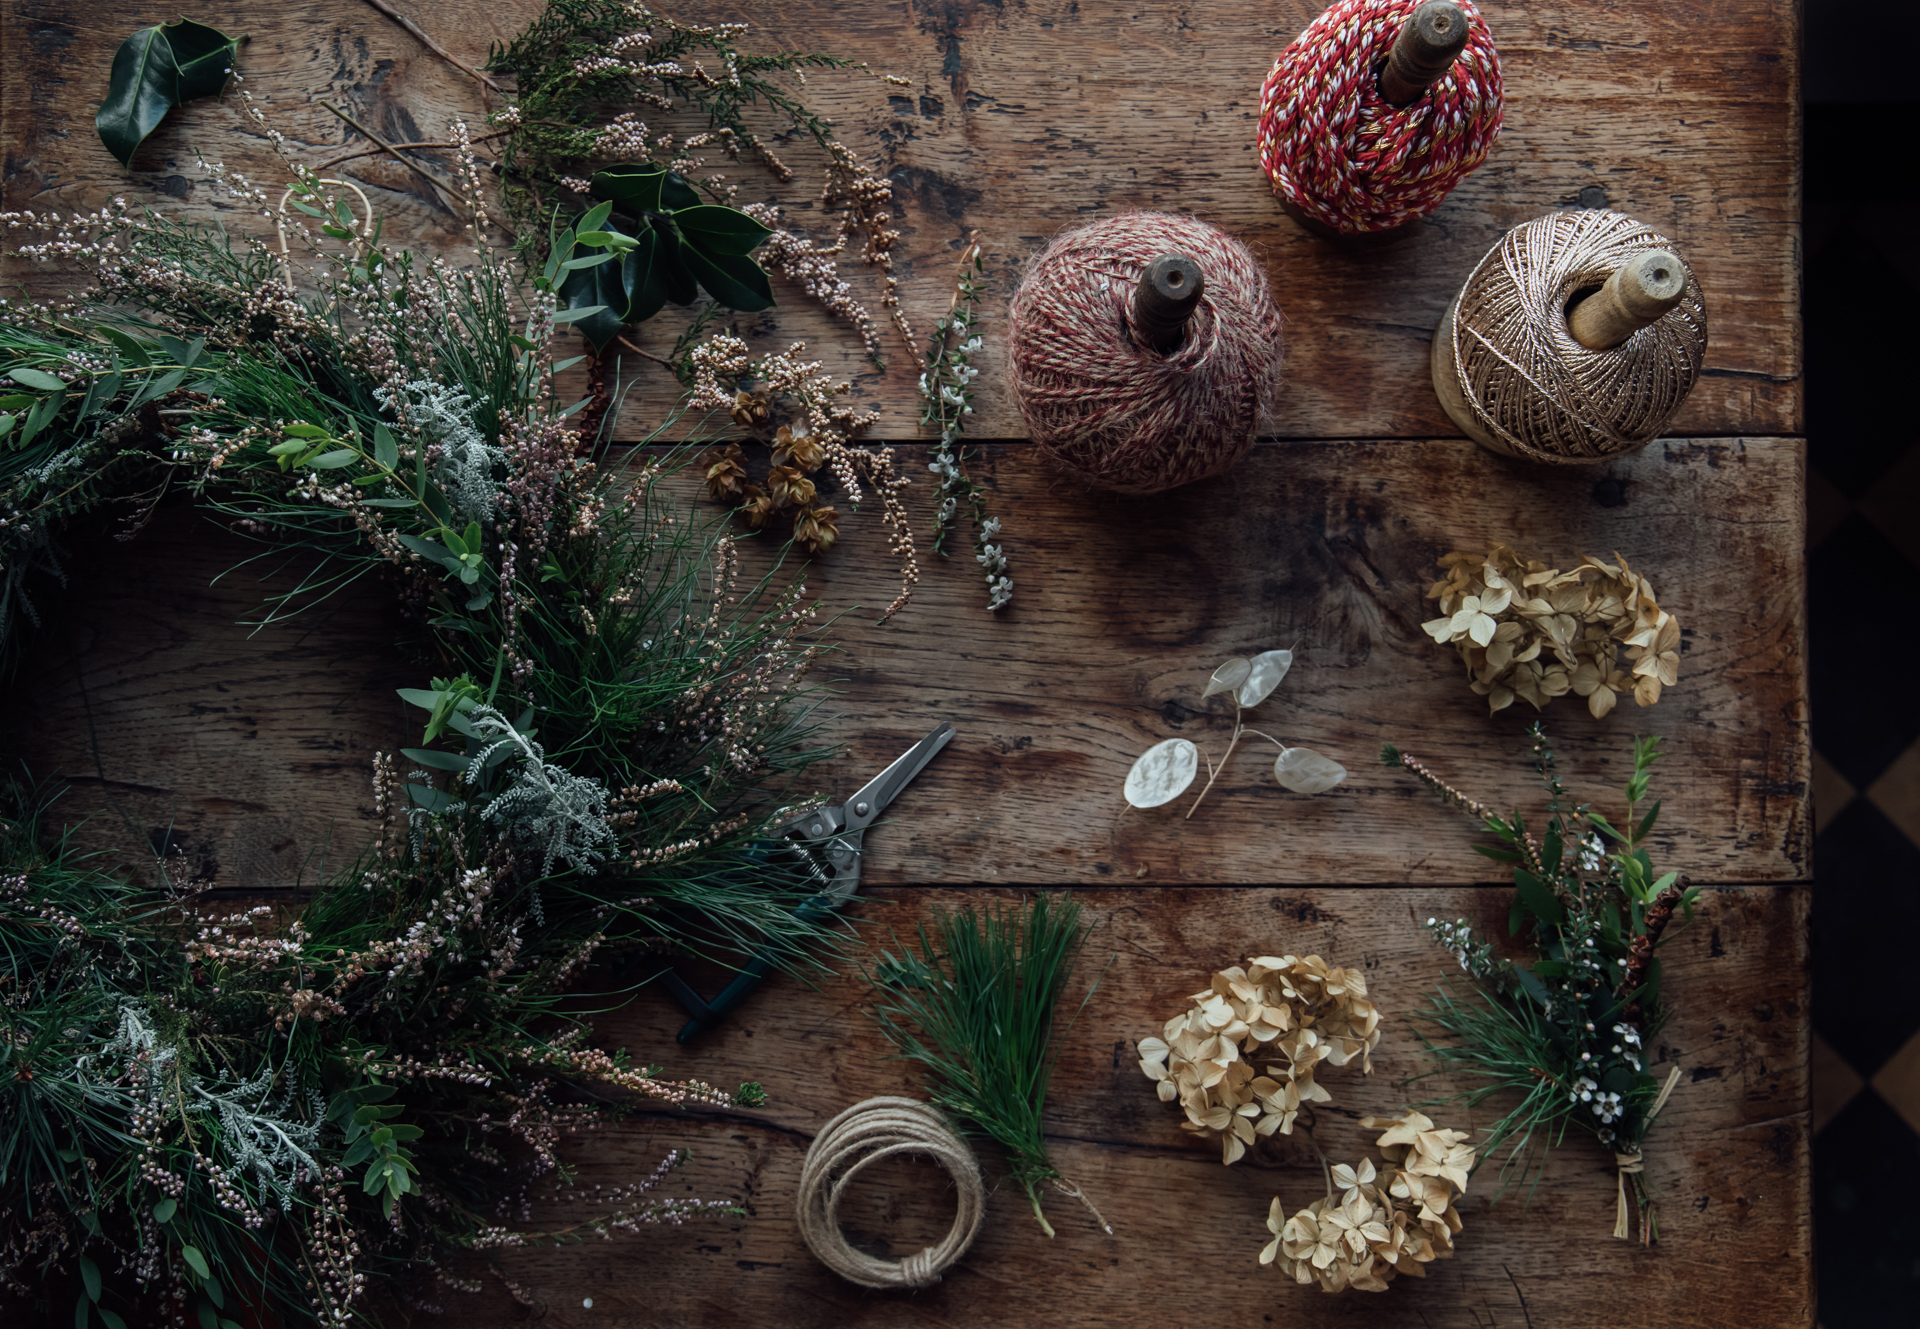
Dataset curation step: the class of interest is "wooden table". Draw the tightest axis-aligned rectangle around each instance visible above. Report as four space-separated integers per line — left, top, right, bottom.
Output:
0 0 1809 1325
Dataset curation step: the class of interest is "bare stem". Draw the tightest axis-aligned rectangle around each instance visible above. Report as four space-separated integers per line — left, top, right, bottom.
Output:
359 0 505 94
1186 705 1244 819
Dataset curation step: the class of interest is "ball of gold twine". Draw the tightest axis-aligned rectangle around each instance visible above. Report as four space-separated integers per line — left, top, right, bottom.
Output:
1434 210 1709 463
796 1097 985 1290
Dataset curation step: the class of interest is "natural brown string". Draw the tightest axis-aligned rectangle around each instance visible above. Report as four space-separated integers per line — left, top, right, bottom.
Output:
1444 210 1708 463
1006 212 1286 494
796 1096 986 1289
1612 1063 1683 1241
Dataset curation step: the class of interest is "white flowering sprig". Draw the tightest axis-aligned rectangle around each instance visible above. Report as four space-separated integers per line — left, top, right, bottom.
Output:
919 236 1011 611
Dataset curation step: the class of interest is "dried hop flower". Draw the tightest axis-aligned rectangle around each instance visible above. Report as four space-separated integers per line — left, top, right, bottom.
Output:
704 445 750 502
730 388 770 428
793 504 840 556
774 424 826 472
765 465 815 510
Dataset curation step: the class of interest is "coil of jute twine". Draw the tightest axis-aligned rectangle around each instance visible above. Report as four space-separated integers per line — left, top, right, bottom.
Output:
1006 212 1285 495
1258 0 1503 236
1431 209 1709 464
796 1097 986 1289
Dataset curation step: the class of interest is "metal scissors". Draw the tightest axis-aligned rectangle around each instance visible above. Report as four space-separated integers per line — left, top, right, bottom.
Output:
663 721 955 1042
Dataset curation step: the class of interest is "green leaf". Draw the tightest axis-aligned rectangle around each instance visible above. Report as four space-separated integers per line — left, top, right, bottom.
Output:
401 747 467 772
280 422 329 439
362 496 416 509
152 1197 177 1223
341 1139 375 1167
576 200 614 235
661 172 703 211
0 393 35 410
203 1279 223 1311
405 783 453 814
678 244 775 312
181 1245 210 1280
621 226 688 324
197 1300 218 1329
132 367 187 406
95 19 241 168
549 304 610 326
80 1254 101 1302
549 355 587 375
1512 869 1564 930
1470 843 1522 863
99 1312 127 1329
559 239 630 351
562 252 618 270
590 164 667 214
155 334 204 369
9 367 66 391
0 415 15 439
307 448 360 469
100 327 152 365
385 1122 425 1141
75 1296 88 1329
674 204 774 256
1635 800 1662 842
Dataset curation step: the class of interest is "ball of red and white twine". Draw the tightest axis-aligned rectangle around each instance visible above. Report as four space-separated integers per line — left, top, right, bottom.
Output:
1432 210 1709 463
1258 0 1503 234
1006 212 1285 495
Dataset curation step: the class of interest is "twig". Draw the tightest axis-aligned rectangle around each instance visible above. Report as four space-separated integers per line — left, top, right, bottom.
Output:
314 131 507 172
318 102 461 210
358 0 504 94
615 335 676 369
1186 706 1245 819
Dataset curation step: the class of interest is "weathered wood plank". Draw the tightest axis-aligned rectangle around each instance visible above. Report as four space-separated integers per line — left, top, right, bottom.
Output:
434 884 1810 1329
0 0 1800 441
0 438 1809 889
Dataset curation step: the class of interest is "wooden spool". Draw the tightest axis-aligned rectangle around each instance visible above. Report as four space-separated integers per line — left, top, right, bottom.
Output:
1131 252 1205 353
1282 1 1469 244
1568 249 1687 349
1379 1 1471 106
1431 246 1694 458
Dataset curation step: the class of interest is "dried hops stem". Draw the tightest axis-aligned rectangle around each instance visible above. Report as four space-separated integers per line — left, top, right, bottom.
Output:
1420 542 1682 717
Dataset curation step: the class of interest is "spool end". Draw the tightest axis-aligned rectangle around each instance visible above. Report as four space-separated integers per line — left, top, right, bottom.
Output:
1379 1 1470 106
1133 252 1206 353
1569 248 1688 350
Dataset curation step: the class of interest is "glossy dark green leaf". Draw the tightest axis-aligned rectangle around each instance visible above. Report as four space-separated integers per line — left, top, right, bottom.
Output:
95 20 240 168
679 243 775 312
558 240 630 352
621 227 674 324
660 172 703 212
590 164 667 215
674 204 773 256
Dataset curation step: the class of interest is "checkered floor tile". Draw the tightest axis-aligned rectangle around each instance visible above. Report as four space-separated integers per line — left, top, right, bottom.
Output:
1806 102 1920 1327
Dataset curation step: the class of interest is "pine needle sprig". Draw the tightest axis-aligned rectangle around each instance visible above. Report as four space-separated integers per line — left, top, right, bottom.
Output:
868 894 1106 1237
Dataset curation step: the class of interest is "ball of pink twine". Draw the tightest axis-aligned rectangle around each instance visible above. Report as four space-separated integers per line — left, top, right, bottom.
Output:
1006 213 1285 495
1258 0 1503 234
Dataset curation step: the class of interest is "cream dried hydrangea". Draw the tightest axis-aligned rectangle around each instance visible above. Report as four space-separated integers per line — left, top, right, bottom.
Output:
1137 956 1380 1164
1259 1112 1475 1293
1421 544 1682 718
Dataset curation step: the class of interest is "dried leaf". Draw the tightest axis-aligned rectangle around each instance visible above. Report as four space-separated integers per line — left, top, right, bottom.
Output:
1275 747 1347 795
1125 738 1198 808
1202 658 1251 699
1236 650 1294 709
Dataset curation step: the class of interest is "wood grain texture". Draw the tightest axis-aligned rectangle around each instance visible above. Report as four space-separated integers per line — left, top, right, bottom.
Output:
433 884 1810 1329
0 0 1800 440
0 438 1809 889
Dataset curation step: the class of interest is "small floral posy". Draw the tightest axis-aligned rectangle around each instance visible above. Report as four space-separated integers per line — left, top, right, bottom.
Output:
1123 651 1346 815
920 234 1012 610
1383 723 1700 1244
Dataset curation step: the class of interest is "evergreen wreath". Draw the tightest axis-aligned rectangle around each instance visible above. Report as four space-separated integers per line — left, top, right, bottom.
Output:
0 10 915 1323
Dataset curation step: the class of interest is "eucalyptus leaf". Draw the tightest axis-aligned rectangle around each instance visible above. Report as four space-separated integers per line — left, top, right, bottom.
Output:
373 422 398 470
152 1197 177 1223
9 367 66 391
1273 747 1347 795
1201 658 1251 699
180 1244 210 1279
95 19 242 168
1235 649 1294 708
1125 738 1199 808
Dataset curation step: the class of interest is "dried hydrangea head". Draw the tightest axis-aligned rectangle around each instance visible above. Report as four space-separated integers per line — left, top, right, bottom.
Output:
1260 1113 1474 1294
1137 955 1381 1164
1420 544 1682 717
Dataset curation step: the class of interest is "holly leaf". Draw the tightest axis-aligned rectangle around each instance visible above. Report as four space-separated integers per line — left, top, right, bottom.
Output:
678 242 775 312
96 19 242 168
590 164 668 215
558 243 629 352
674 204 773 256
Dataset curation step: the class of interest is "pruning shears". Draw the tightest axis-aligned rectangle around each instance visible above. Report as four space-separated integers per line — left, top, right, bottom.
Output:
660 721 956 1043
